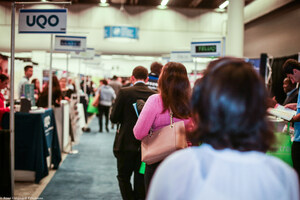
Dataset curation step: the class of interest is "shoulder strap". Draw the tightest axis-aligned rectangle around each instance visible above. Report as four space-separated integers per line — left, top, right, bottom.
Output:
169 108 174 127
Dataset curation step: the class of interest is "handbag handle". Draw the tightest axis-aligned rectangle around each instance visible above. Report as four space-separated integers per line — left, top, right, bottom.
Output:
149 108 174 135
169 110 174 128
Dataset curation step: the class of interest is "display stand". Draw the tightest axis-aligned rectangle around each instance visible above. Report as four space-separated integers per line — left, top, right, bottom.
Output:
53 100 70 153
68 94 86 154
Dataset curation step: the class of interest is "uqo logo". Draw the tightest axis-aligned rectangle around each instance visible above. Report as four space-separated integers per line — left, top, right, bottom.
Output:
44 115 51 128
26 15 59 29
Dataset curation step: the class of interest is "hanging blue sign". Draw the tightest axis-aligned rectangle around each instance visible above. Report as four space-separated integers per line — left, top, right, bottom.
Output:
104 26 139 40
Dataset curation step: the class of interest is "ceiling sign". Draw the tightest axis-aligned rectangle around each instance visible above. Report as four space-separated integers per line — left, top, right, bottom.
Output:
19 9 67 34
170 51 193 62
191 41 221 57
70 48 95 60
104 26 139 40
54 35 86 52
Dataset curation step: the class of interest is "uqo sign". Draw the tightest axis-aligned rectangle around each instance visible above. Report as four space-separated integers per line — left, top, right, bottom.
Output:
19 9 67 34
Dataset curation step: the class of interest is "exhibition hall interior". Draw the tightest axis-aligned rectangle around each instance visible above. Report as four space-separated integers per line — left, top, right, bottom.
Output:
0 0 300 199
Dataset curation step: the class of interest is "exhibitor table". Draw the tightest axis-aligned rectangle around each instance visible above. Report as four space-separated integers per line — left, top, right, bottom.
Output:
2 108 61 183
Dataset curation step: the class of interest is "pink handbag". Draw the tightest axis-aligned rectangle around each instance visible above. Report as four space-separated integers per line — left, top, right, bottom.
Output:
141 111 187 165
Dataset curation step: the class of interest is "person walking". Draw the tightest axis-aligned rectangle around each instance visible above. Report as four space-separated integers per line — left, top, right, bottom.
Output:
97 79 116 132
133 62 192 193
147 57 299 200
147 62 163 91
110 66 156 200
108 75 122 129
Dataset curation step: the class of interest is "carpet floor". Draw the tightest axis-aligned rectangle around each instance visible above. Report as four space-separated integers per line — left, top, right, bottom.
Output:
40 116 122 200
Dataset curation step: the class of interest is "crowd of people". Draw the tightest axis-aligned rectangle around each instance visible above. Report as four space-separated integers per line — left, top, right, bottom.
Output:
109 58 300 199
0 54 299 199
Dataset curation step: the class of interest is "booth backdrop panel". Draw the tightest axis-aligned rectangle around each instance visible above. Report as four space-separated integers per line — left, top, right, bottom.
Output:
271 54 298 104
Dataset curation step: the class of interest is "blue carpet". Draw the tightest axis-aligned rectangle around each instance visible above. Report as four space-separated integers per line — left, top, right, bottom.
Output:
40 116 122 200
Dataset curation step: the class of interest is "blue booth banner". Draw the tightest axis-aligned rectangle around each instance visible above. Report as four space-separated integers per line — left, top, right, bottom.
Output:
104 26 139 40
19 9 67 34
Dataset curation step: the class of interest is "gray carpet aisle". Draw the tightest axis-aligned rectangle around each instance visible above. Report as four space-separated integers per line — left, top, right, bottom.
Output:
40 116 122 200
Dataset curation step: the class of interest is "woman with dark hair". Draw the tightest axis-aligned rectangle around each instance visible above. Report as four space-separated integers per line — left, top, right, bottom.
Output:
37 76 63 108
31 78 41 101
0 74 9 128
133 62 192 193
146 57 299 200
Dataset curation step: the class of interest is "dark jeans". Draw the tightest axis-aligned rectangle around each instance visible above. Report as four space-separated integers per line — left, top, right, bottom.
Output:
144 162 161 195
115 151 145 200
292 141 300 181
98 105 110 131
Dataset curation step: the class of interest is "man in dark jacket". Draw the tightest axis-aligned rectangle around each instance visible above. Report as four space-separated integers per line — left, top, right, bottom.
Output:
110 66 156 200
282 77 298 105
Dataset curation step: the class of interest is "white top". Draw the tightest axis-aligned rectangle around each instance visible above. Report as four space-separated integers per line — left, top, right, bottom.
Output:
147 144 299 200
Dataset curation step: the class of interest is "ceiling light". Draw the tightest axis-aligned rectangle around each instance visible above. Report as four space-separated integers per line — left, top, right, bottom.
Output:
219 0 229 9
99 0 109 7
157 5 167 9
161 0 169 6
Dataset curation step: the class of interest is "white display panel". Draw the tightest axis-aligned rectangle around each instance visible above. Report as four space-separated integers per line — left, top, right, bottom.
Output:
191 41 221 57
170 51 193 62
54 35 86 52
70 48 95 59
19 9 67 34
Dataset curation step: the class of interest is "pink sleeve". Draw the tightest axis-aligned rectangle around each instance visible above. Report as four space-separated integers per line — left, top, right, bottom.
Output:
133 94 159 140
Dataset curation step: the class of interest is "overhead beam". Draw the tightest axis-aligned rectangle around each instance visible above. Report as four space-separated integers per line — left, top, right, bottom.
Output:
189 0 203 8
244 0 294 23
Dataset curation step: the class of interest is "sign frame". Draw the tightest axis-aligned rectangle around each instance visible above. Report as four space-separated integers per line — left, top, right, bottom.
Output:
170 51 193 62
191 41 222 57
54 35 87 52
19 9 67 34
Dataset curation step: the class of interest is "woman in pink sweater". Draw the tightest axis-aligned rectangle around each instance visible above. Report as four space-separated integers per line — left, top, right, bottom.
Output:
133 62 192 193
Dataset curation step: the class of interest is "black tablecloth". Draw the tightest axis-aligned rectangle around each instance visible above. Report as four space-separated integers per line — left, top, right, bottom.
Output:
3 109 61 183
0 129 11 197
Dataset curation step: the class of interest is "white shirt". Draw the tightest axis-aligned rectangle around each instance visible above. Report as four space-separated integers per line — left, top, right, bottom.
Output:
18 76 29 98
147 144 299 200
